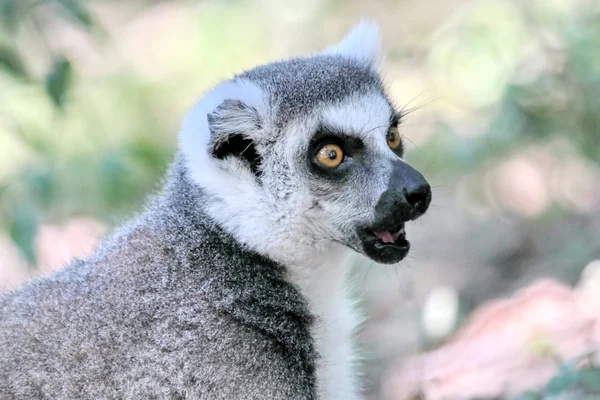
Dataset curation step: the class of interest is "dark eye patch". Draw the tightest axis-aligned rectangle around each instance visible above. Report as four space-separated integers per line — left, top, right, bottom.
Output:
307 125 365 179
309 126 365 156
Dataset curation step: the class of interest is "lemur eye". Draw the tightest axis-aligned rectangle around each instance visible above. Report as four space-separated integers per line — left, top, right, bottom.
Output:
316 144 344 168
387 126 401 150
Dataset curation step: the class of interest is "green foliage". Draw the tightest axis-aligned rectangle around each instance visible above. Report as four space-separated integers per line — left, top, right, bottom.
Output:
579 366 600 392
513 354 600 399
546 360 582 395
45 56 72 109
55 0 94 29
0 41 27 79
409 2 600 177
7 202 40 265
514 392 541 400
0 0 20 32
0 0 180 260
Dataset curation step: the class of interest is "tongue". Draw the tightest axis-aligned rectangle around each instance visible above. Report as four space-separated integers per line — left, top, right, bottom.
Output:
374 231 395 244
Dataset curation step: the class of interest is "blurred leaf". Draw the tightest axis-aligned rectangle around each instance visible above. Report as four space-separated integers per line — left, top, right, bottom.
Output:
8 203 39 265
99 153 133 207
0 0 19 32
55 0 93 29
546 362 580 395
580 366 600 391
24 168 55 208
45 56 72 109
546 374 577 396
513 391 540 400
0 42 28 79
129 139 172 173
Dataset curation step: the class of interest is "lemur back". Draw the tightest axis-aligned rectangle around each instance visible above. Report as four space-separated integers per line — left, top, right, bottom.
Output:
0 162 317 399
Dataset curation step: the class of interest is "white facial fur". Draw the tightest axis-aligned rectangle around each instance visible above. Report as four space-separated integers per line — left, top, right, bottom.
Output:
179 21 404 400
180 87 398 263
179 21 396 267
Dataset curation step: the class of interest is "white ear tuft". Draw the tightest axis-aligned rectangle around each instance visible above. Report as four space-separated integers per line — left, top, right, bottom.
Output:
323 20 382 69
178 79 267 193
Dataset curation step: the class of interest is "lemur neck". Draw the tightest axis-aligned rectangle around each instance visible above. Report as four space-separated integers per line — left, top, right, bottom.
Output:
168 159 361 397
286 245 354 309
286 245 363 400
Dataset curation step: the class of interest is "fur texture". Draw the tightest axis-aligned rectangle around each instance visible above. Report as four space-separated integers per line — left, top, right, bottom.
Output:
0 164 316 399
0 22 429 399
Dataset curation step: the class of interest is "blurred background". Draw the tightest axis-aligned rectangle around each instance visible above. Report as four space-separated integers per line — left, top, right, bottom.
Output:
1 0 600 398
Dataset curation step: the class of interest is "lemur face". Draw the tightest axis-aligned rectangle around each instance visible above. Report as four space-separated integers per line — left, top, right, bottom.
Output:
297 96 431 264
265 88 431 265
180 22 431 265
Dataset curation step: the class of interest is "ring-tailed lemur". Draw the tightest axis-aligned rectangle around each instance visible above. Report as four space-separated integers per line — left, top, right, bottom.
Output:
0 22 431 399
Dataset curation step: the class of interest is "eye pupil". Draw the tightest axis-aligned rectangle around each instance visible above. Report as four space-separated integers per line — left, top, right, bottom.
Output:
316 144 344 168
387 126 401 150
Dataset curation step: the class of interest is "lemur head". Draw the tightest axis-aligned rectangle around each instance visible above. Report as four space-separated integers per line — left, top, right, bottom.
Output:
180 21 431 266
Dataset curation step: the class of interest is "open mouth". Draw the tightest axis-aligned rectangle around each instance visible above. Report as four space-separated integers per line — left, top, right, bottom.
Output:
372 223 409 249
358 221 411 264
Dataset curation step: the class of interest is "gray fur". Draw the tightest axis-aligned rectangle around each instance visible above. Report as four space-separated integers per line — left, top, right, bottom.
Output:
0 23 423 400
0 160 317 399
239 55 389 126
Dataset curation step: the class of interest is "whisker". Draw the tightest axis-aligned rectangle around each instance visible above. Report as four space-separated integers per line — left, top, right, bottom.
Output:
359 123 388 138
361 260 377 292
399 97 442 119
399 91 428 115
392 262 402 289
399 132 424 155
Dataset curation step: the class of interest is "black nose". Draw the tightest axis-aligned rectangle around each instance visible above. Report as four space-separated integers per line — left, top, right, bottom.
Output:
404 181 431 216
374 160 432 222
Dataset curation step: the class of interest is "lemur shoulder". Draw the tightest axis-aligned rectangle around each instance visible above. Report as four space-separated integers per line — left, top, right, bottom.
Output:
0 22 431 399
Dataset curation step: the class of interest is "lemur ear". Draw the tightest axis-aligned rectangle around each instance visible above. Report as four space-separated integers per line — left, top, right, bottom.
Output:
207 99 262 176
323 20 382 70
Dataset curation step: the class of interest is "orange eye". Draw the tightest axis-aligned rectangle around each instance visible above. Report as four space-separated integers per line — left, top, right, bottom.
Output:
316 144 344 168
387 126 401 150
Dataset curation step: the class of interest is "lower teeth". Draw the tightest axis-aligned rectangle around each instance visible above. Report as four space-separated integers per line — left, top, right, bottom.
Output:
393 229 405 241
